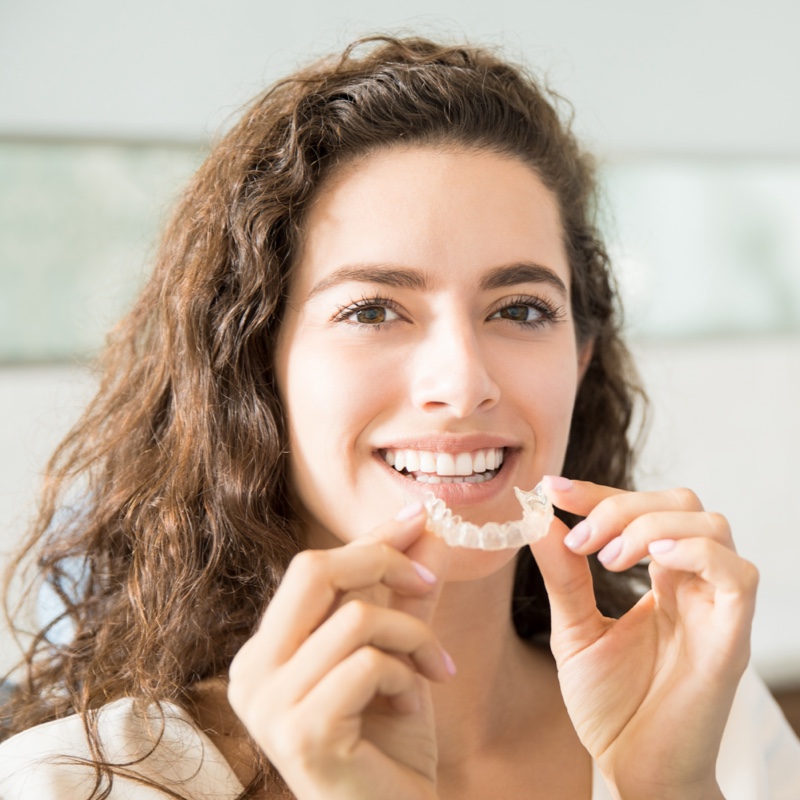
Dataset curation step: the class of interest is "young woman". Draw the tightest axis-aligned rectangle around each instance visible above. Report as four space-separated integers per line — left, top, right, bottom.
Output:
2 35 799 799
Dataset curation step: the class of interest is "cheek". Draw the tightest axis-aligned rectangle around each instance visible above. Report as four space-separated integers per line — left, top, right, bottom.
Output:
503 344 580 453
278 336 401 536
283 340 397 441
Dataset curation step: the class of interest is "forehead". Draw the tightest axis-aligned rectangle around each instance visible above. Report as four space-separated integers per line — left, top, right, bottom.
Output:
292 146 569 293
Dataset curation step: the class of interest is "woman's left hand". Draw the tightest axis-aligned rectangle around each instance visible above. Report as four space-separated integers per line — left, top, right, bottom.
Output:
529 478 759 800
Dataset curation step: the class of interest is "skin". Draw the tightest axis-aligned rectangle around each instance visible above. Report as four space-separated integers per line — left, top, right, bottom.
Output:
222 147 758 799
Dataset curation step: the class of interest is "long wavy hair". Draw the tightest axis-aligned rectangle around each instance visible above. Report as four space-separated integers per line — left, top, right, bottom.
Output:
3 34 645 797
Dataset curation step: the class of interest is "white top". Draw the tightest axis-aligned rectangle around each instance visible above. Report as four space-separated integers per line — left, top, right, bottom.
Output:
1 668 799 799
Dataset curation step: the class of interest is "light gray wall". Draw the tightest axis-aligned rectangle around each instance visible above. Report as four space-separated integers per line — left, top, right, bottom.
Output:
1 0 799 155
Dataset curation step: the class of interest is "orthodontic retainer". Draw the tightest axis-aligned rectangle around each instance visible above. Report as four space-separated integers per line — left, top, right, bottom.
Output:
422 483 554 550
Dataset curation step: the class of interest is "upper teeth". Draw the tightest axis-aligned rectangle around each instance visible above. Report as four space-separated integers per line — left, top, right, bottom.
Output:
382 447 504 476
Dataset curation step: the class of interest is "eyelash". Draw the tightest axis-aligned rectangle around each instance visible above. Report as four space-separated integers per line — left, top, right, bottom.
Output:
332 294 566 331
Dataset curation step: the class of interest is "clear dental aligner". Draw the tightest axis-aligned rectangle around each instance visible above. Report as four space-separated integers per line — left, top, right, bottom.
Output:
422 483 554 551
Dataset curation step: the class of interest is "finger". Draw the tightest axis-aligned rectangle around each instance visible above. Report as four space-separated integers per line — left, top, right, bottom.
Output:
355 500 452 626
280 601 453 706
300 647 422 731
390 527 451 627
527 516 604 649
594 511 734 572
255 532 435 667
547 481 705 555
648 538 758 674
542 476 628 518
352 500 431 551
647 537 759 600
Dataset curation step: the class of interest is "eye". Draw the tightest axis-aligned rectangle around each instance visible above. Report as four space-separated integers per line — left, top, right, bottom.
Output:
350 305 399 325
332 297 404 328
486 295 565 329
490 303 543 323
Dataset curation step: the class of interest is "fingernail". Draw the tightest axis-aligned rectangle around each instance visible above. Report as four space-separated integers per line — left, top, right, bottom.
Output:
395 501 424 521
564 519 591 550
649 539 677 555
442 649 457 676
412 560 437 584
598 536 623 566
544 475 573 492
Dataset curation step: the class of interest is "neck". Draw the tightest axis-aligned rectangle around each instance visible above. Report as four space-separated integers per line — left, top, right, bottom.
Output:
427 554 557 768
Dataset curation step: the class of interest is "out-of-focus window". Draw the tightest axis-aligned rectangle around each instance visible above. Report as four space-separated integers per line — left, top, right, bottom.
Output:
0 140 204 363
604 160 800 339
2 144 799 362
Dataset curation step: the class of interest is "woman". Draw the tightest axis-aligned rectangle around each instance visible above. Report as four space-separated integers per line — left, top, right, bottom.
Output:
2 35 798 799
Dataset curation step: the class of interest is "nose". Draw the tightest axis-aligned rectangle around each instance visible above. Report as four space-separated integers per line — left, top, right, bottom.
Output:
409 320 500 417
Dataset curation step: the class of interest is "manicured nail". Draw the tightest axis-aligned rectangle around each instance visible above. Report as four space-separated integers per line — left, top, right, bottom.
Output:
649 539 677 555
564 519 591 550
395 500 424 521
412 560 437 584
544 475 573 492
442 649 457 676
598 536 624 566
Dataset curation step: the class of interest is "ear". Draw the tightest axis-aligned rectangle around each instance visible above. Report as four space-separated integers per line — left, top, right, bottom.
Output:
576 337 595 384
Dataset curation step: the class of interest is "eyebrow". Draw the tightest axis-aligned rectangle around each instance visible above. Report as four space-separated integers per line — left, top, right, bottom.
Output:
306 265 427 299
479 263 568 296
306 261 568 300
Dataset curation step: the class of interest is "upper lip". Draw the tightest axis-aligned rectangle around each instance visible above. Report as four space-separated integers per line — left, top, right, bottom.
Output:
375 433 519 453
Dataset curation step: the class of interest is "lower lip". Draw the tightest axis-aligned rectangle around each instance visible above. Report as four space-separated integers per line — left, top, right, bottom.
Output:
374 449 519 507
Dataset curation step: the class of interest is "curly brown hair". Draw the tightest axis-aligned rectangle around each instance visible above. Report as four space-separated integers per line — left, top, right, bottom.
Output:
3 34 645 797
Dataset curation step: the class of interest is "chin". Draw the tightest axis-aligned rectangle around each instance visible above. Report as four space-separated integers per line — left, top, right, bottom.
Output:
438 543 521 583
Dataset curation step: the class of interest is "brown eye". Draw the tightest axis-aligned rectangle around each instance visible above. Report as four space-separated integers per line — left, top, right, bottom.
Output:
354 306 387 324
499 304 532 321
487 299 559 329
492 304 542 323
335 300 401 327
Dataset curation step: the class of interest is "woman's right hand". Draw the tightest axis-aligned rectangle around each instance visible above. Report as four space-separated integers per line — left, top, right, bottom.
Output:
227 503 453 800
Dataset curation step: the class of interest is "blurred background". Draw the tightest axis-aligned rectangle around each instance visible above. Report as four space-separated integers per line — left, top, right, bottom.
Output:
1 0 798 725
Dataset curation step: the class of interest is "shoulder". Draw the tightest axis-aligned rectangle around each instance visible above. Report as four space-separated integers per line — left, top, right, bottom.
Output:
717 667 800 800
0 697 243 800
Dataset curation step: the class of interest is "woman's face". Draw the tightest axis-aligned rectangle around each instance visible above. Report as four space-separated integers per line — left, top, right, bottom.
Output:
275 146 589 565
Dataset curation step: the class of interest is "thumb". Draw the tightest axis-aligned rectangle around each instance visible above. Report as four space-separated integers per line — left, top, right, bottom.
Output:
528 514 602 647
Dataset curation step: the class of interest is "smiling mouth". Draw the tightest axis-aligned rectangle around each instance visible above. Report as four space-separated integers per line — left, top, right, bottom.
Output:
381 447 505 484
